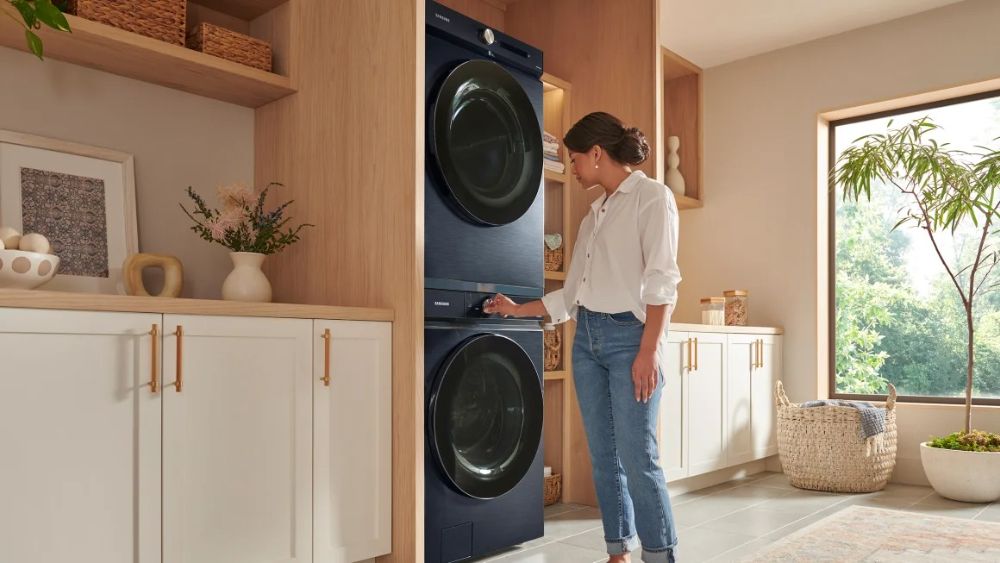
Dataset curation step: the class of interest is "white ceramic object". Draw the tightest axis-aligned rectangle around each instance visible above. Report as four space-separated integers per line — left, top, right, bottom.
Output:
0 249 60 289
18 233 50 254
0 226 21 250
221 252 272 302
0 239 4 250
920 442 1000 503
664 135 686 198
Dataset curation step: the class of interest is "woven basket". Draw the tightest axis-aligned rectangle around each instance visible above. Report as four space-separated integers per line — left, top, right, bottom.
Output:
187 23 273 72
775 381 898 493
543 473 562 506
64 0 185 45
544 246 563 272
543 327 561 371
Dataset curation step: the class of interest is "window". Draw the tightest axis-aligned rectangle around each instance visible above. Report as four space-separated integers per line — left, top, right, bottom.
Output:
830 91 1000 404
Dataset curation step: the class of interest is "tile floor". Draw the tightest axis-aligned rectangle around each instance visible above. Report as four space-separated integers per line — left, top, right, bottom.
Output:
471 471 1000 562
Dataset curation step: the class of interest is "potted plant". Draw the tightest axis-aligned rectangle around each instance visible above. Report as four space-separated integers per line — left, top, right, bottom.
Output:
181 182 311 302
835 118 1000 503
2 0 71 58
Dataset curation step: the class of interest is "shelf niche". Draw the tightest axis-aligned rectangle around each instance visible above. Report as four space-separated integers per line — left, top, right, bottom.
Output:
662 46 702 209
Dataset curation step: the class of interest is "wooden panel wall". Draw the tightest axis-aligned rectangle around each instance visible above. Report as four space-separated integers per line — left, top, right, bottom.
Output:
436 0 506 29
254 1 423 561
506 0 661 506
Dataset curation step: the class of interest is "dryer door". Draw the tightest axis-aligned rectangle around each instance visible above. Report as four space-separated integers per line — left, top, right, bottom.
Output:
430 59 542 226
429 333 543 499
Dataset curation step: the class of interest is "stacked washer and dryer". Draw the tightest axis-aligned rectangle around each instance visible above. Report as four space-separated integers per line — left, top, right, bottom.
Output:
423 3 548 562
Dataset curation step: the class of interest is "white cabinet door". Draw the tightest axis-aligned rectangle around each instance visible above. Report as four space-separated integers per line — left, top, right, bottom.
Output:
162 315 312 563
726 335 756 466
752 335 782 458
313 320 392 563
659 331 688 481
0 308 161 563
686 332 728 476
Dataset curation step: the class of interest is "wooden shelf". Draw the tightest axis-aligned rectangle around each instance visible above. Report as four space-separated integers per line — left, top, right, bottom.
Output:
544 270 567 281
0 15 296 108
662 46 702 208
544 169 570 183
544 370 568 381
676 194 703 210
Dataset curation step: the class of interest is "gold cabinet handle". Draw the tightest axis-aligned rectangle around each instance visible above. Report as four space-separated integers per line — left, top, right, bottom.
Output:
756 339 762 368
174 326 184 392
686 337 692 371
694 337 699 371
150 324 159 393
759 339 765 368
321 329 331 386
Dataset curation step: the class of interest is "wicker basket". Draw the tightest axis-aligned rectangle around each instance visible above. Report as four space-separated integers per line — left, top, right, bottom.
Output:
775 381 898 493
187 23 273 72
543 473 562 506
544 245 563 272
543 326 561 371
64 0 186 45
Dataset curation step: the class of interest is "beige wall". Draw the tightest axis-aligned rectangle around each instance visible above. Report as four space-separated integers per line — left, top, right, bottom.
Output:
678 0 1000 484
0 46 254 299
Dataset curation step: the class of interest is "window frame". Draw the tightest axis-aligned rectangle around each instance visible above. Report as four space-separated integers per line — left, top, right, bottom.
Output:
828 88 1000 406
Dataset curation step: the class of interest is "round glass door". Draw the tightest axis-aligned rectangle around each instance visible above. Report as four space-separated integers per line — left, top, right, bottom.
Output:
430 59 542 226
429 333 543 499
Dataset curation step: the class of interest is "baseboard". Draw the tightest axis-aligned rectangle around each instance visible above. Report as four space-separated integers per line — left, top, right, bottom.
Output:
667 459 771 496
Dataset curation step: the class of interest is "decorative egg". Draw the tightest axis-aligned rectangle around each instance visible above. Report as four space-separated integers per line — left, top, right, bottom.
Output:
18 233 50 254
0 226 20 249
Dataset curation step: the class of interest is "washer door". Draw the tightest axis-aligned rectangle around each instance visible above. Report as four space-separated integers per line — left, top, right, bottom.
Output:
430 59 542 226
429 333 543 499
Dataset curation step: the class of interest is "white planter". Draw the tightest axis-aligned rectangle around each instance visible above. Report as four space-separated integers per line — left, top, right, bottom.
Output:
221 252 272 302
919 442 1000 503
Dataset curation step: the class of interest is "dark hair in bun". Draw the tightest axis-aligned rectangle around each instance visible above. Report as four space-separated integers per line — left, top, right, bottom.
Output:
563 111 650 166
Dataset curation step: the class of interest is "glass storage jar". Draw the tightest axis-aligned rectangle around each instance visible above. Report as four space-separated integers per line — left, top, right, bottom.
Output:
700 297 726 325
724 290 748 326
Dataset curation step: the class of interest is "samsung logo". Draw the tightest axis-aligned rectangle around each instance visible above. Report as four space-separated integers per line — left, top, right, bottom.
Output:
434 13 450 23
433 301 451 307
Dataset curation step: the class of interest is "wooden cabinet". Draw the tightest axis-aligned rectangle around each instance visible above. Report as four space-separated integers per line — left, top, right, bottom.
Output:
753 336 782 458
313 320 393 562
0 308 161 563
659 329 784 483
660 331 689 481
161 315 313 563
686 332 728 475
725 335 756 466
0 303 393 563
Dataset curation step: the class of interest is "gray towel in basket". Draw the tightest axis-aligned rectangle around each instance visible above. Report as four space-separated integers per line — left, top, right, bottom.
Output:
799 399 886 440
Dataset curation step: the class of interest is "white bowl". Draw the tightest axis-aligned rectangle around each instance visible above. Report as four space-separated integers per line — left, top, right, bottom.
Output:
0 249 60 289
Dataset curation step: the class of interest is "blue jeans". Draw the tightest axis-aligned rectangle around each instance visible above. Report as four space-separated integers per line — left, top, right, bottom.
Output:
573 307 678 563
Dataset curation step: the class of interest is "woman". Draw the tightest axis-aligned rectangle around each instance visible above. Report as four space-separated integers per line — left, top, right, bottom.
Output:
484 112 681 563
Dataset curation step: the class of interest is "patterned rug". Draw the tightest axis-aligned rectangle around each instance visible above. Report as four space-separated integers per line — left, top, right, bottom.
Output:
742 505 1000 562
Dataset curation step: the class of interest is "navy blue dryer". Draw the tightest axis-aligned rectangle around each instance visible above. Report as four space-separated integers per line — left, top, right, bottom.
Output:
425 1 545 300
424 289 544 562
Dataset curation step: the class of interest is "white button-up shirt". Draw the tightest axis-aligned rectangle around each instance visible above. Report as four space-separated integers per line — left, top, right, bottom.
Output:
542 170 681 324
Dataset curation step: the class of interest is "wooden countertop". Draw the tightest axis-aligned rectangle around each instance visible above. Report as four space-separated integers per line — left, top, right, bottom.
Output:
669 322 783 335
0 289 394 322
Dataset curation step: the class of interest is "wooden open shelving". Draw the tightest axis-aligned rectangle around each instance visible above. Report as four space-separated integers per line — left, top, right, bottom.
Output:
544 270 566 281
543 370 568 381
0 10 295 108
662 46 703 207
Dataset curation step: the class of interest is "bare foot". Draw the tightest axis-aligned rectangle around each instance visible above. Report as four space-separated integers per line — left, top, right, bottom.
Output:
608 555 630 563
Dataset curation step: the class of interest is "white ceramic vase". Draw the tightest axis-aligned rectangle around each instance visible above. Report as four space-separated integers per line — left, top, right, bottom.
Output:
221 252 272 302
664 135 686 198
919 442 1000 503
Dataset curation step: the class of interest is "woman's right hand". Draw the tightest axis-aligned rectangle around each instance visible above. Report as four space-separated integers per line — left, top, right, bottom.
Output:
483 293 519 317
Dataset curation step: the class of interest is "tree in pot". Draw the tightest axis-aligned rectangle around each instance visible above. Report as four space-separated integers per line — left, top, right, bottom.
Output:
835 118 1000 503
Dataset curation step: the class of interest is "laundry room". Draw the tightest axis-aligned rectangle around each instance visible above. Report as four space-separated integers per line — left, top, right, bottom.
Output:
3 0 1000 562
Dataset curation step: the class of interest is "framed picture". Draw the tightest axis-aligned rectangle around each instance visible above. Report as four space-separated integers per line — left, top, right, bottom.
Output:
0 130 138 294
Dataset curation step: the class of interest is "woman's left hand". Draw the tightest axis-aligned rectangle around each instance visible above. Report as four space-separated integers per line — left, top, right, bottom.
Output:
632 348 659 403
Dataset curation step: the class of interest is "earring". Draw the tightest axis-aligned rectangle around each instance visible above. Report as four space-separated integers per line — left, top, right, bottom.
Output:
595 163 599 169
